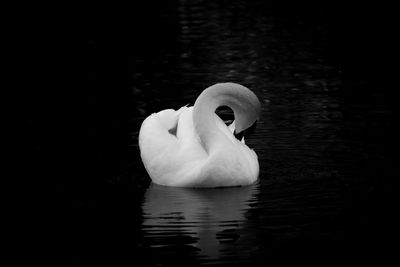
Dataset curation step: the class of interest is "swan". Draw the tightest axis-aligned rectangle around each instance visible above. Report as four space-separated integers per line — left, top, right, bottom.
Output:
138 82 261 187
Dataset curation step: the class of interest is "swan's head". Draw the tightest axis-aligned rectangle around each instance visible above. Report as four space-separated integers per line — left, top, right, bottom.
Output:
193 83 261 151
221 83 260 134
195 82 261 132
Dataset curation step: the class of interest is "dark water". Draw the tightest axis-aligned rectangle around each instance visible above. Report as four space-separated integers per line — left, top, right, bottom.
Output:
29 0 395 265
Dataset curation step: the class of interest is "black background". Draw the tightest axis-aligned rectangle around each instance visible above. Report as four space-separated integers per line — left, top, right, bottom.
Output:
22 1 395 265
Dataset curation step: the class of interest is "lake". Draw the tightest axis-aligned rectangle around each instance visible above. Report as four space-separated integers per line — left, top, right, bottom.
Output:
42 0 395 265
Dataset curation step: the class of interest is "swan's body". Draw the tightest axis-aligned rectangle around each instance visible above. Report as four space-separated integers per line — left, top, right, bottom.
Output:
139 83 261 187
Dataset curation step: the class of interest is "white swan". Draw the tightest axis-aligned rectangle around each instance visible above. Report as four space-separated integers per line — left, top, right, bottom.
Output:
138 82 261 187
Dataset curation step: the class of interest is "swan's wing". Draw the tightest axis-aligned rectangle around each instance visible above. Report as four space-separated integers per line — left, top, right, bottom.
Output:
139 107 189 170
156 106 187 131
139 106 208 186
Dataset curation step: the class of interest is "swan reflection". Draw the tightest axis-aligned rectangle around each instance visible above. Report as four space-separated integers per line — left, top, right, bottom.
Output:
142 183 259 260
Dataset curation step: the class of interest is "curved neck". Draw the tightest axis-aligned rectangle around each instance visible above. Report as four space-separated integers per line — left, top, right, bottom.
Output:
193 83 261 153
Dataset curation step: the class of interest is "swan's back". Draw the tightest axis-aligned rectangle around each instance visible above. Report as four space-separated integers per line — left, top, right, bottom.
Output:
139 106 259 187
139 107 208 186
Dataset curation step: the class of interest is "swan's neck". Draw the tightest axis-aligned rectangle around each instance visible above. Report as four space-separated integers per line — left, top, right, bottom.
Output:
193 83 260 153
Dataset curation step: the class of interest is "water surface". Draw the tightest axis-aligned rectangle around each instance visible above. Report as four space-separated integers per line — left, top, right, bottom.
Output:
70 0 395 265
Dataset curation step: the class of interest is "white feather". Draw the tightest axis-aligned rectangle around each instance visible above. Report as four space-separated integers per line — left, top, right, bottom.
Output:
138 83 261 187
